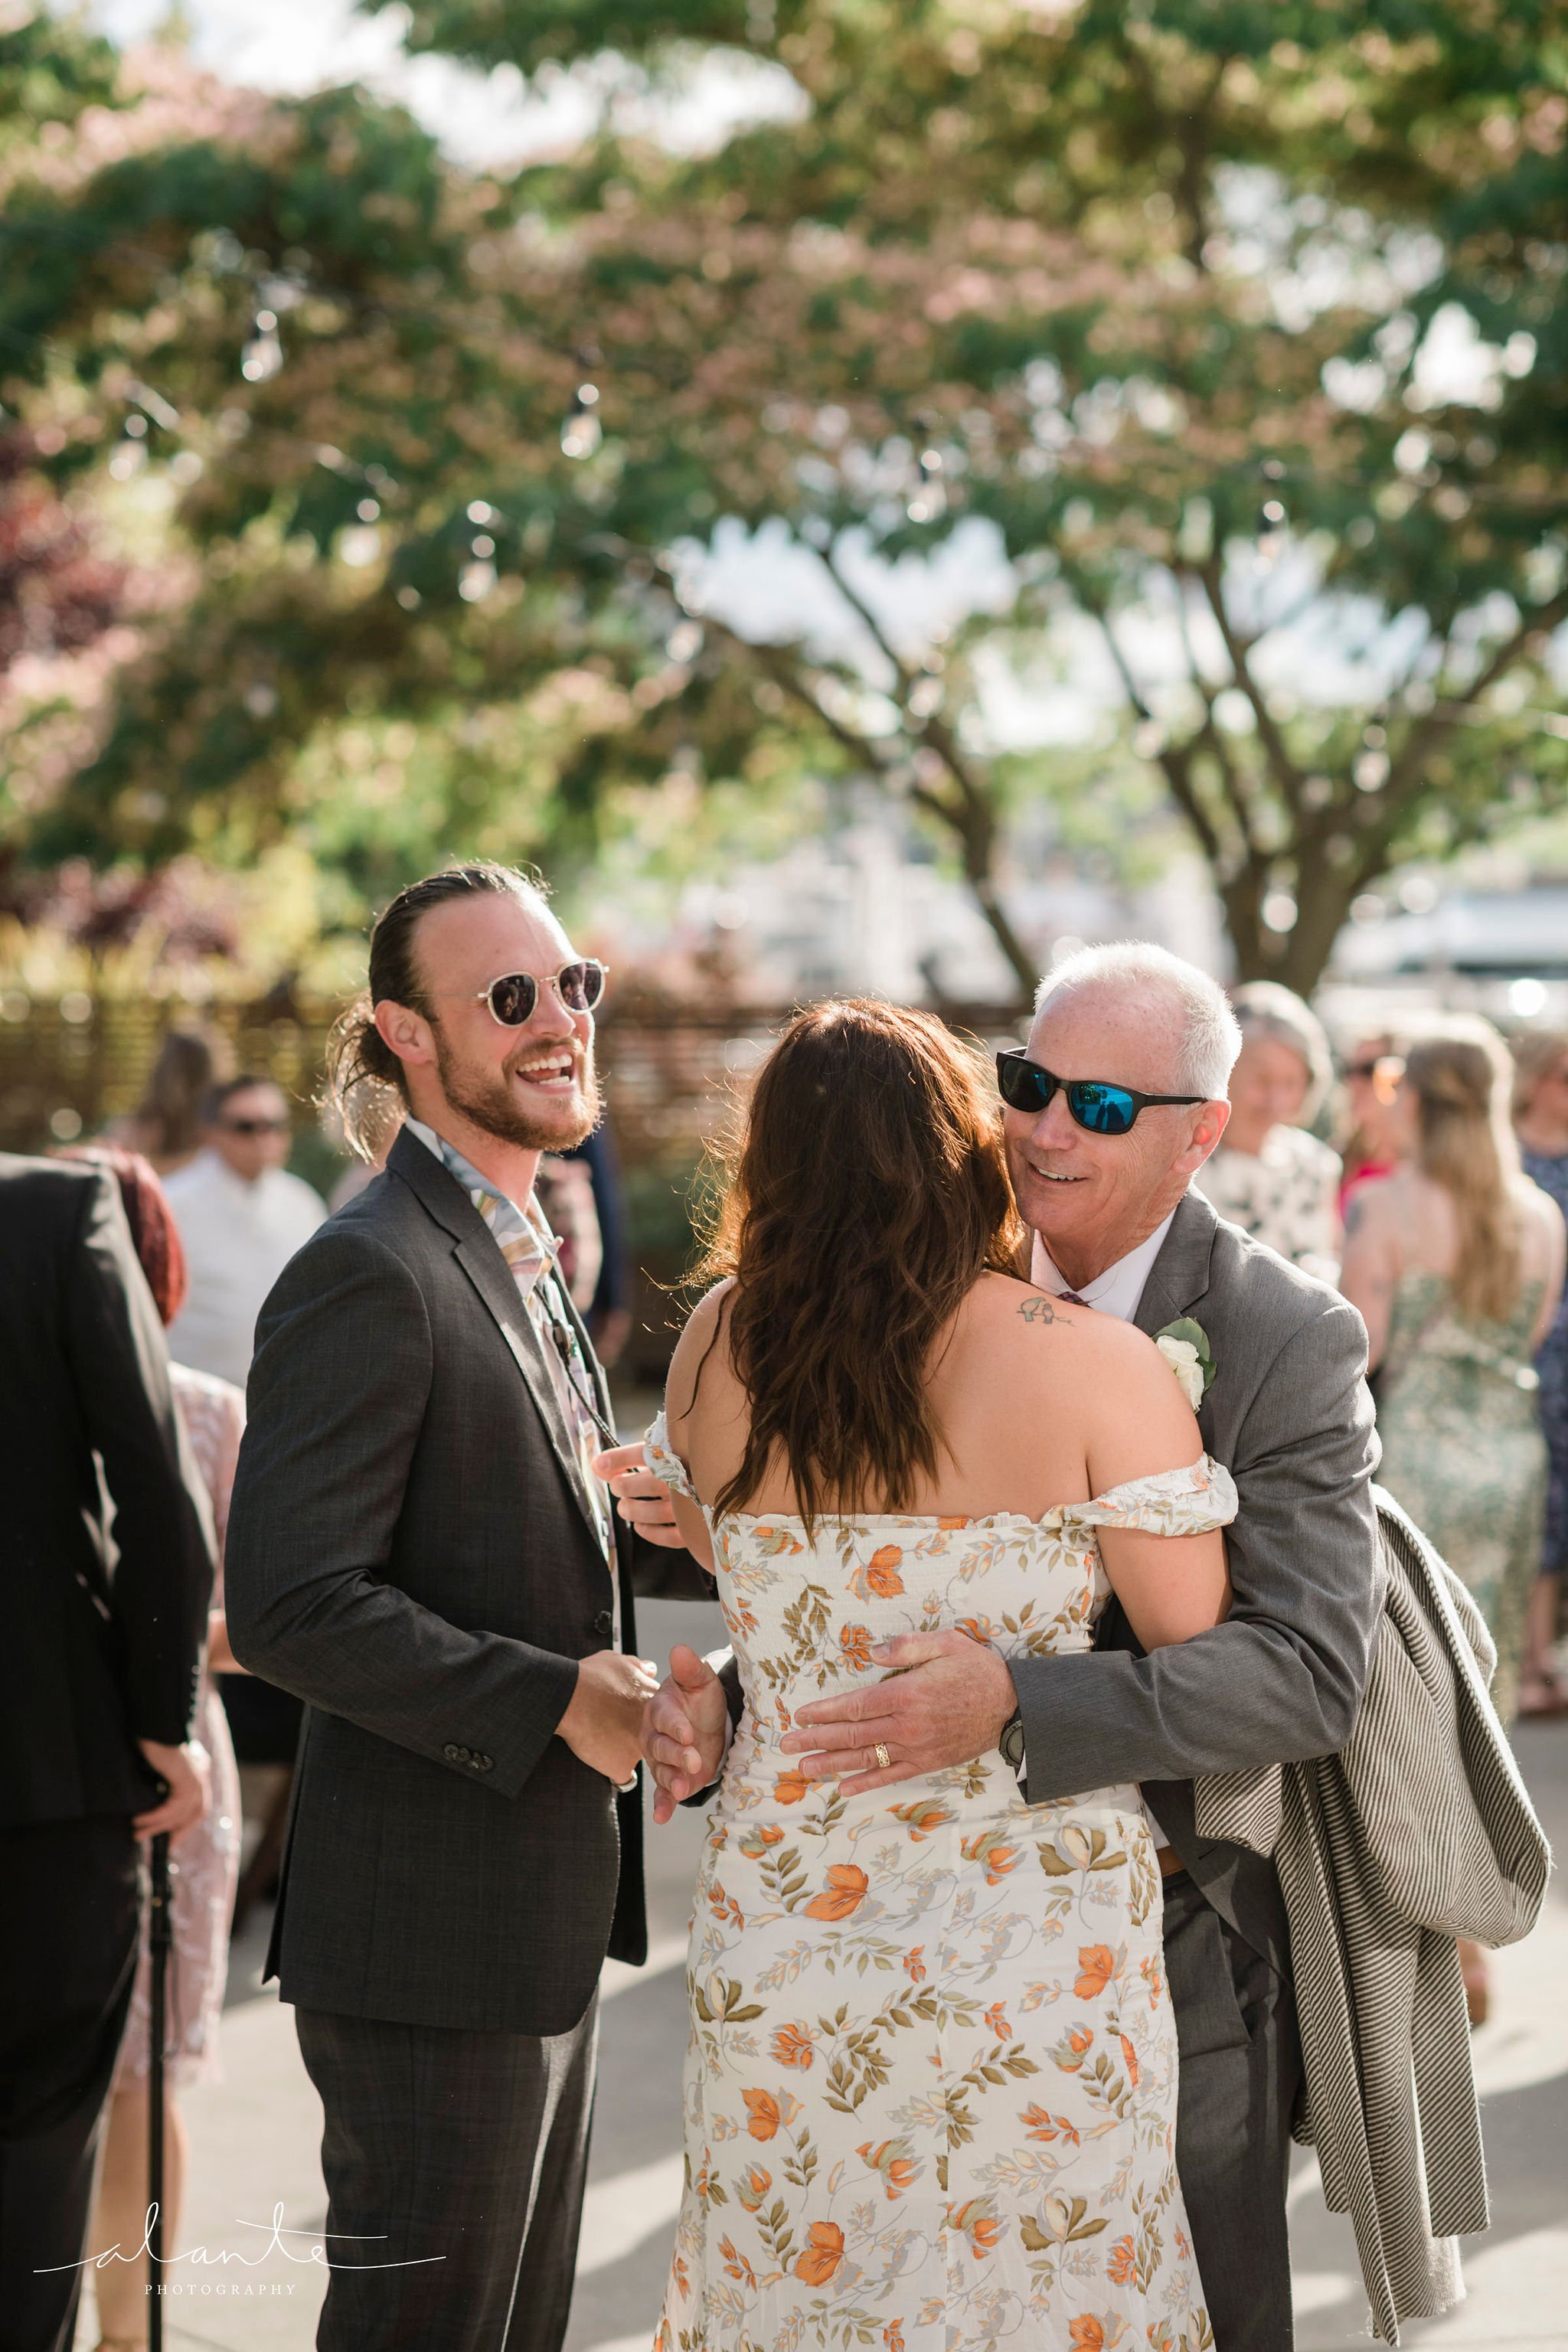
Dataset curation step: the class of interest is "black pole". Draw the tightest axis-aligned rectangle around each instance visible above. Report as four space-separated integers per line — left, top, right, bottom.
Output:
148 1832 171 2352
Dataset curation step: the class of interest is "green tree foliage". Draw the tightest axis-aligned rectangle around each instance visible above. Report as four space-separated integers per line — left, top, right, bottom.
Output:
4 2 1567 989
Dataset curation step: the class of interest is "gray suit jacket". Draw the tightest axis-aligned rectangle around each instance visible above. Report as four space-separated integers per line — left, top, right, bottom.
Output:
1014 1187 1383 1970
225 1127 705 2036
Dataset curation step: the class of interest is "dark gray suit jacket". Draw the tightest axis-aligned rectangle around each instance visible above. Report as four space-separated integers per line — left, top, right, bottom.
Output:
1014 1188 1383 1970
225 1126 705 2036
0 1154 214 1824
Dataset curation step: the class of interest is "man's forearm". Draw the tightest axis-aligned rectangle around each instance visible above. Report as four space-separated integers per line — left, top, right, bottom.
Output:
1011 1612 1370 1805
227 1562 580 1798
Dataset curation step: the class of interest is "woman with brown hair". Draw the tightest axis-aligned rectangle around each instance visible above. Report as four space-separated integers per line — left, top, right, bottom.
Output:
645 1001 1235 2352
1341 1020 1563 1709
1340 1018 1564 2015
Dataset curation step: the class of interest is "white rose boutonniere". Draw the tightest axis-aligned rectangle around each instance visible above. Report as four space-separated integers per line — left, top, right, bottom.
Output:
1155 1318 1216 1413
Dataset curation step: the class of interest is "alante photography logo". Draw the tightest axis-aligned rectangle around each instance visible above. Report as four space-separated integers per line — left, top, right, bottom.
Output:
38 2203 444 2296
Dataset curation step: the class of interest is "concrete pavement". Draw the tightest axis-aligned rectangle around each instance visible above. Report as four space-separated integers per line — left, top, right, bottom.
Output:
77 1602 1567 2350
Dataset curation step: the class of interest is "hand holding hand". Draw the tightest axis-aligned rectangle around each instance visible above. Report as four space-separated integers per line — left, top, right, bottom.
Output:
135 1737 212 1840
644 1644 729 1824
592 1442 686 1550
557 1650 660 1785
780 1630 1017 1797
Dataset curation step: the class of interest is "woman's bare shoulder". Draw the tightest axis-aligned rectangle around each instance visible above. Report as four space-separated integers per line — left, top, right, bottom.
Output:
666 1279 740 1429
968 1271 1157 1367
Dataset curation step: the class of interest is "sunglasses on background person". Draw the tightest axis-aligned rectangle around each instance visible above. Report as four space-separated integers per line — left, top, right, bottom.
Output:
435 960 609 1029
220 1116 292 1137
996 1049 1205 1137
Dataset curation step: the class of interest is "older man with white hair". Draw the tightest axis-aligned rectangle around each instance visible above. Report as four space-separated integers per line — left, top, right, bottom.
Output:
614 942 1383 2352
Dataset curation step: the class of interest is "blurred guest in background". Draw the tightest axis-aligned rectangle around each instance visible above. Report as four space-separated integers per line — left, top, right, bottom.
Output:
65 1148 245 2352
566 1125 634 1367
1338 1031 1407 1214
163 1076 325 1390
1341 1021 1563 2019
0 1151 212 2352
116 1028 233 1178
1340 1018 1563 1724
1513 1027 1568 1717
534 1150 603 1312
1194 979 1341 1280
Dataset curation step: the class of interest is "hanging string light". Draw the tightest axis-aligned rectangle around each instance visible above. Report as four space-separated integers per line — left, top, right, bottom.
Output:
908 446 946 524
561 383 601 459
240 308 283 383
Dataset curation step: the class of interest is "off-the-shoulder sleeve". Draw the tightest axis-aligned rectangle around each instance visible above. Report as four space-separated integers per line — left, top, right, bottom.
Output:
645 1407 702 1506
1068 1454 1237 1537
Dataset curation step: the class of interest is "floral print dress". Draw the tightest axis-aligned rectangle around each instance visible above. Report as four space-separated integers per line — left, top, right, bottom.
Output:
1374 1268 1547 1726
645 1413 1236 2352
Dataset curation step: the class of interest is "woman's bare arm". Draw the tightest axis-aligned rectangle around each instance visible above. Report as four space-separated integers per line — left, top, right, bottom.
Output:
1338 1177 1403 1370
1081 1325 1230 1650
1526 1183 1566 1354
658 1282 739 1576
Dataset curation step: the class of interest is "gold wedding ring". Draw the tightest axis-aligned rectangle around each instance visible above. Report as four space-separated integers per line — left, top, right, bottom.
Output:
874 1743 891 1771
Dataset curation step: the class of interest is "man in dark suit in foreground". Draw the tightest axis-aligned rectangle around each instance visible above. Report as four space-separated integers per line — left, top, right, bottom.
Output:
0 1152 213 2352
226 863 705 2351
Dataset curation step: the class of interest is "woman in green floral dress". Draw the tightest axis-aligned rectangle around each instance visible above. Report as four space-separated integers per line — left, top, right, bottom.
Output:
1341 1018 1564 2017
1341 1021 1564 1721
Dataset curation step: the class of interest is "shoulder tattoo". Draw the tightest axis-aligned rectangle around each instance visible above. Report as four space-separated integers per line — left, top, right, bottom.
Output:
1018 1296 1069 1325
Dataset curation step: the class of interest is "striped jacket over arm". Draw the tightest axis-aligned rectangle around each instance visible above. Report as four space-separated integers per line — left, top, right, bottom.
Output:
1196 1488 1552 2344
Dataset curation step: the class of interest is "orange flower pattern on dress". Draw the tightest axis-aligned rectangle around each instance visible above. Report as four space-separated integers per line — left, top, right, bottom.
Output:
795 2219 845 2285
856 1543 906 1599
804 1863 869 1920
771 2022 815 2069
858 2135 920 2200
839 1622 874 1670
645 1411 1232 2351
742 2089 779 2141
1074 1944 1117 2000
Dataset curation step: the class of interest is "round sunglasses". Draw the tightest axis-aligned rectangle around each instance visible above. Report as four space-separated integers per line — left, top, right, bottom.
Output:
441 960 608 1027
996 1049 1204 1137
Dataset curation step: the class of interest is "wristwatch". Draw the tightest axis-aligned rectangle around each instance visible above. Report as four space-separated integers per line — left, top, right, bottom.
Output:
999 1708 1026 1776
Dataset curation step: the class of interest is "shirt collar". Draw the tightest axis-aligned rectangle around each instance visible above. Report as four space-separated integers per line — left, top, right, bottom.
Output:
1029 1207 1178 1325
405 1118 560 1292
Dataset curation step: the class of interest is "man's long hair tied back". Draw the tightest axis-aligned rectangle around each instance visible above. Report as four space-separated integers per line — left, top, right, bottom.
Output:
323 861 544 1161
694 999 1024 1534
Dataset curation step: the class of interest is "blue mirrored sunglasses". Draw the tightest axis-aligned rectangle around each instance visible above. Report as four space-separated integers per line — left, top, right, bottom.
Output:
996 1049 1204 1137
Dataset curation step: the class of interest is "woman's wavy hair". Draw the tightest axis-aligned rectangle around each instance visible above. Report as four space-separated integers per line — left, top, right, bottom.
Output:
323 861 546 1158
691 999 1024 1532
1404 1018 1525 1322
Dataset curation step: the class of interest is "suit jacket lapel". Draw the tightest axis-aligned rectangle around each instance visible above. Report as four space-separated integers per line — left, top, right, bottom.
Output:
1133 1189 1220 1446
388 1129 610 1557
1132 1188 1218 1339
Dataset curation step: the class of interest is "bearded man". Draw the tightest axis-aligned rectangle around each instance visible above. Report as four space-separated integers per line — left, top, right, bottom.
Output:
226 864 700 2352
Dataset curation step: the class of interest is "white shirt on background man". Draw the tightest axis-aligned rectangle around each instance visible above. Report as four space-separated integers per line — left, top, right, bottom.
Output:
164 1149 326 1391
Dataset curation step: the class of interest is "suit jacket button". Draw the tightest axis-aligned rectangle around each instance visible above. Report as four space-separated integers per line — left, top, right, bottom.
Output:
443 1744 461 1762
475 1754 492 1771
594 1609 614 1637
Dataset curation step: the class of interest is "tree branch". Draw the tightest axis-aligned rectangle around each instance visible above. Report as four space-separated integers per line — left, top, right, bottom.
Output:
1195 557 1304 816
1383 592 1568 808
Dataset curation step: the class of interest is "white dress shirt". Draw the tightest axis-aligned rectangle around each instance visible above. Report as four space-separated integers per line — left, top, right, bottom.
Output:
164 1151 327 1391
1029 1208 1178 1321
